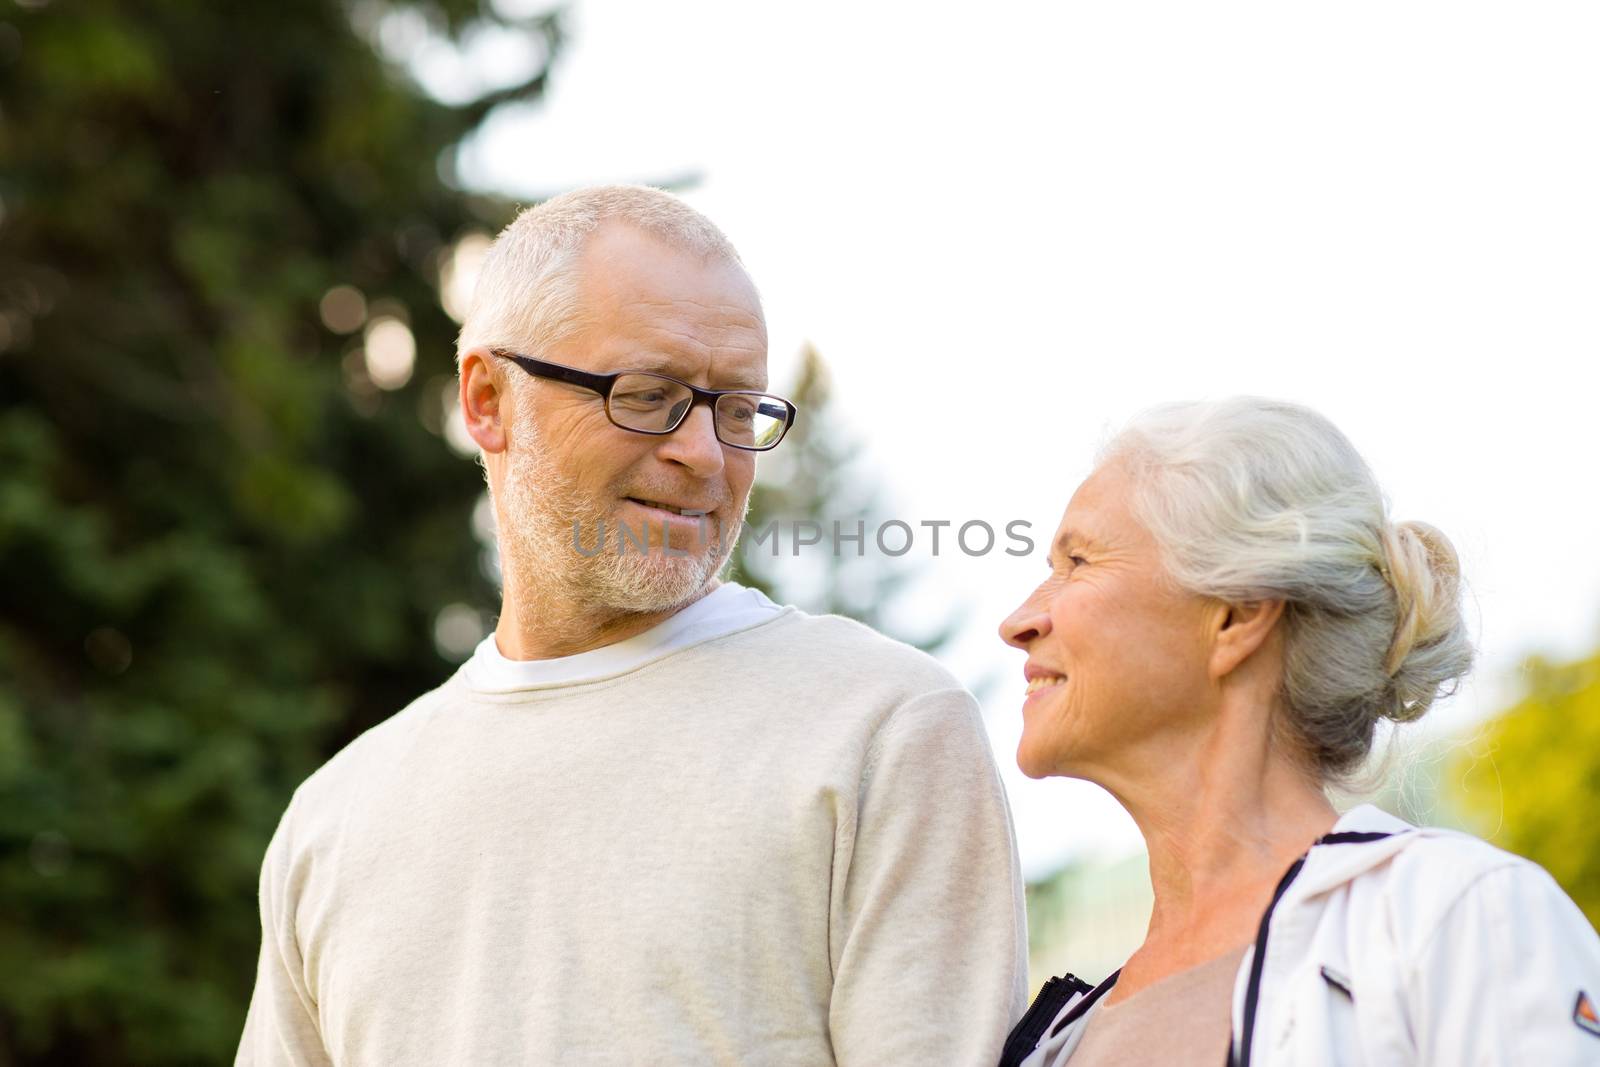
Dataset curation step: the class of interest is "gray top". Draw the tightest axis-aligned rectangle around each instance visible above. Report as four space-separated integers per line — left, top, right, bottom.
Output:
1064 945 1249 1066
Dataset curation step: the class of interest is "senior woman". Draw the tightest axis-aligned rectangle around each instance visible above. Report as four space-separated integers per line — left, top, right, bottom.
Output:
995 398 1600 1067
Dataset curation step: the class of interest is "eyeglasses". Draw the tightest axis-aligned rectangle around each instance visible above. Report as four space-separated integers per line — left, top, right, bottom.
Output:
491 349 797 451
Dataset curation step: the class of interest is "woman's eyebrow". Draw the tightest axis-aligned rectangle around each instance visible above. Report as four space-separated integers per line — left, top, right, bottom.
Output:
1052 529 1102 558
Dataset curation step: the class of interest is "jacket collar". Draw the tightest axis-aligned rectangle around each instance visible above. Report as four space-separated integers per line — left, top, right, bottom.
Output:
1288 804 1420 900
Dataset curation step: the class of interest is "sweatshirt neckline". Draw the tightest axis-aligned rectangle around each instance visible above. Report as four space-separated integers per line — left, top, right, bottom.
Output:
458 592 797 697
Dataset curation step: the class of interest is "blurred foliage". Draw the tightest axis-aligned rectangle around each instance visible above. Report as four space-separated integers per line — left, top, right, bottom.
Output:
734 344 960 656
0 1 560 1062
1454 650 1600 928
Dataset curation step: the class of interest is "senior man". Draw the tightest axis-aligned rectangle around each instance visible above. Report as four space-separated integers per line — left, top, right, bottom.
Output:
237 186 1026 1066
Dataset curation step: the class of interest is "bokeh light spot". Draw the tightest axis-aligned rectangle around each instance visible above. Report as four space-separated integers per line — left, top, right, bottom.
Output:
319 285 368 334
440 231 492 324
363 316 416 390
433 603 486 660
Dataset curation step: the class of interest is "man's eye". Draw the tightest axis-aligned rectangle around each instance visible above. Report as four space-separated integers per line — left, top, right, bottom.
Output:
615 389 668 406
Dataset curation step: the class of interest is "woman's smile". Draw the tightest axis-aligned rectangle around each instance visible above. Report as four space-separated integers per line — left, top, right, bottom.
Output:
1024 673 1068 700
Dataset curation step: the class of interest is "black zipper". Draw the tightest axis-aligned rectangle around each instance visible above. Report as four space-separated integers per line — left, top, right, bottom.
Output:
1232 856 1306 1067
1047 969 1120 1038
995 972 1097 1067
1230 829 1396 1067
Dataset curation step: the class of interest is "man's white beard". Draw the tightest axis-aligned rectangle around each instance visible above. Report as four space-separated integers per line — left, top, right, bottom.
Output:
493 421 743 617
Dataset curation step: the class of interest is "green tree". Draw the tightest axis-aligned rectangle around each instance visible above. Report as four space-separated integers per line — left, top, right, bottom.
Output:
0 3 560 1062
1454 650 1600 927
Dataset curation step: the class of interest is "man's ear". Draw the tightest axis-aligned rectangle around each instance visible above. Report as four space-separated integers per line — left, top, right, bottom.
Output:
1209 598 1287 681
459 349 510 454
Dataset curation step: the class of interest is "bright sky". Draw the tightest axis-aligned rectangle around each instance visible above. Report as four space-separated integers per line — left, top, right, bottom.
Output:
417 0 1600 877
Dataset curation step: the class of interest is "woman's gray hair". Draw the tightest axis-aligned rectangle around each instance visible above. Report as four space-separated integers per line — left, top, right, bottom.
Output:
1099 397 1475 781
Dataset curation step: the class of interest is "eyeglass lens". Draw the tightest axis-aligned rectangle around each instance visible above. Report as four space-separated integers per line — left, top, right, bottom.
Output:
608 373 789 449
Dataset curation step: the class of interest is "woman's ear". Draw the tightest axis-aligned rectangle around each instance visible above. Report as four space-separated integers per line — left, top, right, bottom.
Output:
1209 598 1287 681
459 349 509 454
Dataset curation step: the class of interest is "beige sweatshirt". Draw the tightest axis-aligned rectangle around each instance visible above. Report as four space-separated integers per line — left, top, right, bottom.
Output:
237 607 1027 1066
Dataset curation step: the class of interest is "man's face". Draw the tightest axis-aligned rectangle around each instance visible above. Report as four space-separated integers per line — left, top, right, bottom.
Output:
494 222 767 615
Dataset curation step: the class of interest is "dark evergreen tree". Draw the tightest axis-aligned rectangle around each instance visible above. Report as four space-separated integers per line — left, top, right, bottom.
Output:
0 3 560 1062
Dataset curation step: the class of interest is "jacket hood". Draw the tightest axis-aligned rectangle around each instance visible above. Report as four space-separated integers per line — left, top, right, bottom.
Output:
1289 803 1427 900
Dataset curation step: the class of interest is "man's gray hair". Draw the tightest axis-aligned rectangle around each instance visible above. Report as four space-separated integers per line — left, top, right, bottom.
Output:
1098 397 1476 781
456 185 748 363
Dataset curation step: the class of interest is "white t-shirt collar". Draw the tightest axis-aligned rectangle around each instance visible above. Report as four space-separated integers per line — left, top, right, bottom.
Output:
462 582 786 692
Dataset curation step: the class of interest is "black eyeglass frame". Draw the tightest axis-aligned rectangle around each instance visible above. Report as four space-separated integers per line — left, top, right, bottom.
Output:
490 348 797 452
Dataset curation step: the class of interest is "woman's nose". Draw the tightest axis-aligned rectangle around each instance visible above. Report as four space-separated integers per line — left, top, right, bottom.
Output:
999 593 1052 650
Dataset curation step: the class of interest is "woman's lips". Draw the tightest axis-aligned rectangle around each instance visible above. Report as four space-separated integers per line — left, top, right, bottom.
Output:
1024 675 1062 710
1024 674 1067 697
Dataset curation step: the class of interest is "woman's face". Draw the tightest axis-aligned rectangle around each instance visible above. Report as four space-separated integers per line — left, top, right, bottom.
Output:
999 464 1218 782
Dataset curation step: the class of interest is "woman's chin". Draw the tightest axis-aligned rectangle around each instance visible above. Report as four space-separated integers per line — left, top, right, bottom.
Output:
1015 740 1063 780
1017 730 1100 780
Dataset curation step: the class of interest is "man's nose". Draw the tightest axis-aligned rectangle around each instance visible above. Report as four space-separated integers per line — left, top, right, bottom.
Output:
999 592 1052 649
656 401 725 477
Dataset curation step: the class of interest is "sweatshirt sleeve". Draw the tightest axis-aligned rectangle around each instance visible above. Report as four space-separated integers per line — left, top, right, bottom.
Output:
828 686 1029 1067
1408 857 1600 1066
235 800 334 1067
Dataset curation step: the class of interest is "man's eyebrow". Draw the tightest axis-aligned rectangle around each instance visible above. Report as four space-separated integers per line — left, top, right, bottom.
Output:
619 354 765 389
613 353 680 375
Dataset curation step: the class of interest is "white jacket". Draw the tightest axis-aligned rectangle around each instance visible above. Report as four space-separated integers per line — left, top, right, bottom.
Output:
1003 805 1600 1066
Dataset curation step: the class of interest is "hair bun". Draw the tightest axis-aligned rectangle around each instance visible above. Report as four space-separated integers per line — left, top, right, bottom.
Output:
1377 520 1474 721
